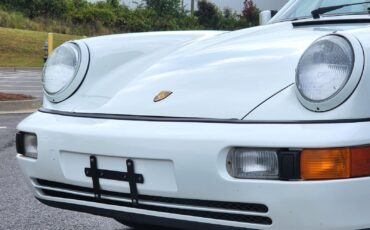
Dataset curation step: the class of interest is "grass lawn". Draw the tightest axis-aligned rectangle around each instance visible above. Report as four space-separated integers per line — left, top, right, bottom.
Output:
0 27 82 67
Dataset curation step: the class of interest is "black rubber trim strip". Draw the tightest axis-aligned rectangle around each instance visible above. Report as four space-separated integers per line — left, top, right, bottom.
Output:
37 198 261 230
15 132 25 155
39 108 370 124
37 179 268 213
41 189 272 225
293 18 370 27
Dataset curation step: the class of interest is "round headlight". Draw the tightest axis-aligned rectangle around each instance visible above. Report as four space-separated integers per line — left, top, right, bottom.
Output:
296 34 363 112
43 43 80 94
42 41 89 103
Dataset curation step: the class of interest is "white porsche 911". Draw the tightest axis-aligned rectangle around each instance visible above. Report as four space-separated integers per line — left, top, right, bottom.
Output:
16 0 370 229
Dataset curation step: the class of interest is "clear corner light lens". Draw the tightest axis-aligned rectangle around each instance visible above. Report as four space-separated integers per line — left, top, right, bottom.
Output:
43 43 81 95
227 148 279 179
24 133 38 159
296 35 354 102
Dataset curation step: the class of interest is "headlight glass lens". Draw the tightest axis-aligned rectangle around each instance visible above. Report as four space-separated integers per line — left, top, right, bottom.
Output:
296 36 354 102
24 133 38 159
43 43 80 94
227 148 279 179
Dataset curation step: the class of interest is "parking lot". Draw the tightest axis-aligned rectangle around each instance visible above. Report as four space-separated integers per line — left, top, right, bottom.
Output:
0 113 133 230
0 70 43 98
0 70 141 229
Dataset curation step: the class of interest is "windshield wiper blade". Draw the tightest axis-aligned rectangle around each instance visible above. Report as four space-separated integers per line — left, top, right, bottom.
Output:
311 1 370 19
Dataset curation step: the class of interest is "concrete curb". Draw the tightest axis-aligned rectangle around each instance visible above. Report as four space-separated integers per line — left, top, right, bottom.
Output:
0 67 43 72
0 99 42 113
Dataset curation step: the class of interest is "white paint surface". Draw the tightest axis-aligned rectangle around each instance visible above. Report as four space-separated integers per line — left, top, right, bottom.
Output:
17 111 370 229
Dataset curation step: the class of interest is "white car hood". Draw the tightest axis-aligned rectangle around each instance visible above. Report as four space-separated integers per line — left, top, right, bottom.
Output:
44 22 355 119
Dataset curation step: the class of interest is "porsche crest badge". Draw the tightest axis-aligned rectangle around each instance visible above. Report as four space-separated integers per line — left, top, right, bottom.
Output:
154 91 172 102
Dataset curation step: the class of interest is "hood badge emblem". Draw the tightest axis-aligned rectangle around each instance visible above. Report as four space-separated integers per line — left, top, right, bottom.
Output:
154 91 172 102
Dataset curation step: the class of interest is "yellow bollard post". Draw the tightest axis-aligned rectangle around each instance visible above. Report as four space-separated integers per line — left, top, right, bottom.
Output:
48 33 54 55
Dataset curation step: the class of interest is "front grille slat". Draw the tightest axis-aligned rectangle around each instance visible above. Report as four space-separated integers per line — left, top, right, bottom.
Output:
34 184 95 198
36 179 268 213
36 179 272 225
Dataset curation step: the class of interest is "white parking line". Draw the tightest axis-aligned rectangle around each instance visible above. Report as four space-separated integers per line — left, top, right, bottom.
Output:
0 127 7 129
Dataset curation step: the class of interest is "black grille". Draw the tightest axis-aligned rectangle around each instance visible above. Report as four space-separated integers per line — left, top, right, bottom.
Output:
37 179 272 225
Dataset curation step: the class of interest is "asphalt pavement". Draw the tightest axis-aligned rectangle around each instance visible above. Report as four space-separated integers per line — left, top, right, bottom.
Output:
0 71 173 230
0 113 130 230
0 70 43 98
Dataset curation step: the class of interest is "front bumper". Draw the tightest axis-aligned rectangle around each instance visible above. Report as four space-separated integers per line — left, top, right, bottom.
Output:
17 111 370 230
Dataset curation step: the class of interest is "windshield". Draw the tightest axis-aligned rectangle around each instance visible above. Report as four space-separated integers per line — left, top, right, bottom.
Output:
271 0 370 23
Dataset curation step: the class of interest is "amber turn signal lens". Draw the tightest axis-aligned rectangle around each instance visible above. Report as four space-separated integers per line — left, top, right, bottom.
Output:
301 148 350 180
301 147 370 180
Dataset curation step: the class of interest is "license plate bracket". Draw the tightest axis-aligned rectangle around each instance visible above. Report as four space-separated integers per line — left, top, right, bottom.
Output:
85 156 144 206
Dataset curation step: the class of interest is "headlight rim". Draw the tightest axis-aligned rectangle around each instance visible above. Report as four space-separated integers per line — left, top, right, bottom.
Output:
43 40 90 103
42 42 81 95
295 33 364 112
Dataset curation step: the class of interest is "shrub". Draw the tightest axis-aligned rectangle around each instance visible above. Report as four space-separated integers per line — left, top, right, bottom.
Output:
0 10 39 30
75 7 117 26
0 0 260 36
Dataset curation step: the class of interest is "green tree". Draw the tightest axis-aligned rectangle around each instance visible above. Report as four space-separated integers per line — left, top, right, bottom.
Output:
219 8 248 30
242 0 259 26
144 0 182 16
0 0 256 36
195 0 221 29
22 0 69 18
107 0 120 8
